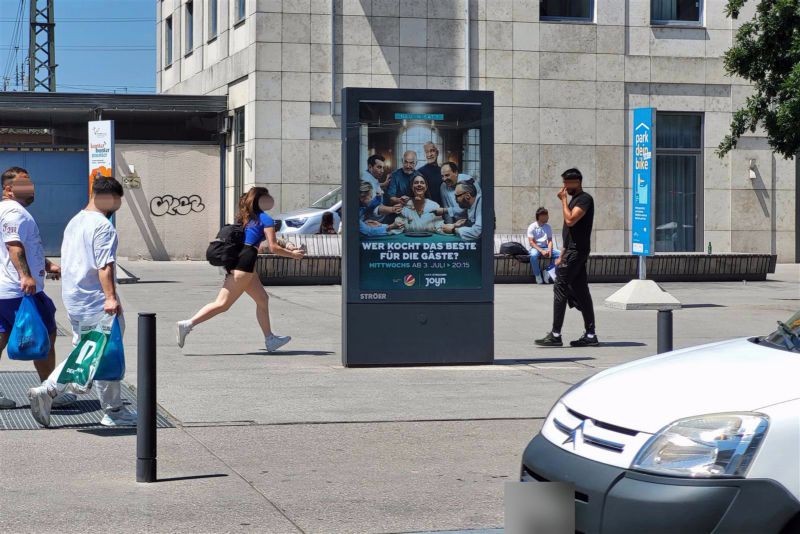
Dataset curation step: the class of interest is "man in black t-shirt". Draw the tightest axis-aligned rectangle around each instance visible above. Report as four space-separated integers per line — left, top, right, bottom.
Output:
535 168 599 348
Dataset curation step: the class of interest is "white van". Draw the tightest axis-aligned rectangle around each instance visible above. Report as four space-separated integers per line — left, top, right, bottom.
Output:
521 310 800 533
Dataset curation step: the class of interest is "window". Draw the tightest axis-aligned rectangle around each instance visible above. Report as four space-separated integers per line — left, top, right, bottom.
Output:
209 0 218 39
165 16 173 66
651 0 702 24
185 1 194 54
236 0 246 23
540 0 593 21
655 113 703 252
393 124 443 174
233 107 245 205
462 129 481 180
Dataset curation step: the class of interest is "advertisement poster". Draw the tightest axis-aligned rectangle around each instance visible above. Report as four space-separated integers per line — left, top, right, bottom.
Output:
357 101 484 292
88 120 115 195
631 107 655 256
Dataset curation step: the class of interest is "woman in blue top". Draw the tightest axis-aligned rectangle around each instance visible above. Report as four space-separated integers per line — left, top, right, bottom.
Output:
176 187 304 352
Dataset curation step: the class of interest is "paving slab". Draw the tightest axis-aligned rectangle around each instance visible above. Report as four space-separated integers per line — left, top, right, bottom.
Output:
0 427 301 534
183 419 540 534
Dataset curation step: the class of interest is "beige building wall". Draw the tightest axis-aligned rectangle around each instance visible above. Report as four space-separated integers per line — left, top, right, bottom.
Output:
157 0 796 262
115 144 220 260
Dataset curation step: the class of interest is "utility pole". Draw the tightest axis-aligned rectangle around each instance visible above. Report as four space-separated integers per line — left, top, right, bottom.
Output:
28 0 56 92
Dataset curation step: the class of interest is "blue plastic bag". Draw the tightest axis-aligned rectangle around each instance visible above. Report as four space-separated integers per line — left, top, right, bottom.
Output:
94 315 125 381
8 295 51 360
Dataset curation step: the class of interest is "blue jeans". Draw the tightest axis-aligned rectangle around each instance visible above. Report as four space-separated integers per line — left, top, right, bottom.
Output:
529 248 560 277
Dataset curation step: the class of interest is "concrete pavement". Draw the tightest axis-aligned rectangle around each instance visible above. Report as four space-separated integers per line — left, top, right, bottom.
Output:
0 261 797 533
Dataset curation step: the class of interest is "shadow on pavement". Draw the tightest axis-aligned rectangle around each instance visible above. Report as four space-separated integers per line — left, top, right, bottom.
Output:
494 357 595 365
599 342 647 347
157 473 229 483
681 304 726 309
78 428 137 437
182 350 335 357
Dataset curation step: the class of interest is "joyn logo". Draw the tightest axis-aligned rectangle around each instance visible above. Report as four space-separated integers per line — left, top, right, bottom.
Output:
403 274 416 287
425 276 446 287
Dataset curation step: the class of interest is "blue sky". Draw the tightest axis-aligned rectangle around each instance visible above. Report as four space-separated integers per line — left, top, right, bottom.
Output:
1 0 155 93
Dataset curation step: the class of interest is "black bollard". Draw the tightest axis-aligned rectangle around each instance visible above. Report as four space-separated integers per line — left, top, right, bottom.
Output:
137 313 157 483
657 310 673 354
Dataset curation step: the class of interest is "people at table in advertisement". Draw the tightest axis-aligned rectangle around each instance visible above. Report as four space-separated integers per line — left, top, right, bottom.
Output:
395 175 444 234
440 181 482 240
417 142 443 205
359 181 404 237
438 162 478 223
361 154 390 196
384 150 421 210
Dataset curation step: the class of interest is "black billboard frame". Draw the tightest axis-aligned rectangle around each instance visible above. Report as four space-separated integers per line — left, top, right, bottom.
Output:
341 87 494 367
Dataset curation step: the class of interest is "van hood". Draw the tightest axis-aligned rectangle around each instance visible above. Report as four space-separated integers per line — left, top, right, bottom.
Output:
275 207 323 221
563 338 800 434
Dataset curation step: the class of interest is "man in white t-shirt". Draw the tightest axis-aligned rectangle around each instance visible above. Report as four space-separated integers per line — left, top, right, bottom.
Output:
28 177 136 427
527 207 560 284
0 167 66 410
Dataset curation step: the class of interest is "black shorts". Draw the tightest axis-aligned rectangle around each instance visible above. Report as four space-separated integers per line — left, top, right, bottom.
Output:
232 245 258 273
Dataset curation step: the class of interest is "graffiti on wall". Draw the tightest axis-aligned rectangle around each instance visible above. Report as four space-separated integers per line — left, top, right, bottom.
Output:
150 194 206 216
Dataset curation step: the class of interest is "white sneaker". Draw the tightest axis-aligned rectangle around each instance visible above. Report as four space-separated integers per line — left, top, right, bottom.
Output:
176 320 193 348
28 386 52 427
266 334 291 353
534 274 544 284
52 392 77 408
0 393 15 410
100 407 137 427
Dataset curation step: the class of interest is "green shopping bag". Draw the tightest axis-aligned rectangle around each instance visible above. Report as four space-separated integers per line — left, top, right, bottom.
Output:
57 315 114 394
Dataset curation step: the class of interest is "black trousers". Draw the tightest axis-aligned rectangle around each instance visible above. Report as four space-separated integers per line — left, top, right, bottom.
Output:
552 250 596 334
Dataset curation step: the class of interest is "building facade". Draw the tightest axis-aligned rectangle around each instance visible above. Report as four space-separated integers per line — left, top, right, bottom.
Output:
157 0 798 262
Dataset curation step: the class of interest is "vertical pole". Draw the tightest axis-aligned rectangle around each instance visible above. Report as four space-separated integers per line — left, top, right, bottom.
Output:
464 0 470 90
657 310 673 354
638 256 646 280
137 313 157 483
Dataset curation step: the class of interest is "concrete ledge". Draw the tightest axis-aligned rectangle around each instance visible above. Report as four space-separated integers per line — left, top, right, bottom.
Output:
257 235 777 285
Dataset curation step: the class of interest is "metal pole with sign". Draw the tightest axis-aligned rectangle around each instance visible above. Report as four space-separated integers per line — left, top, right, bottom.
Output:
606 107 681 351
631 107 655 278
341 88 494 366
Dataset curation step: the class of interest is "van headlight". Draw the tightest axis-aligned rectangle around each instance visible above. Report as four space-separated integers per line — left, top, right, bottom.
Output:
632 413 768 478
283 217 308 228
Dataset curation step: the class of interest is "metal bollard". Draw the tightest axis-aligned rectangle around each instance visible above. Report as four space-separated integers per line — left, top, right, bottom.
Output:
657 310 673 354
137 313 157 483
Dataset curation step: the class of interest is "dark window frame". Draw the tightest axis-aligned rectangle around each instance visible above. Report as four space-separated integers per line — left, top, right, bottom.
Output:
655 112 705 253
165 15 174 67
540 0 595 22
233 107 245 208
208 0 218 41
185 0 194 56
651 0 704 26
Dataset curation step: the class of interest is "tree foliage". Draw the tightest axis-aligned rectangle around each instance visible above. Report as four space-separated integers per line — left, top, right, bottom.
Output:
719 0 800 158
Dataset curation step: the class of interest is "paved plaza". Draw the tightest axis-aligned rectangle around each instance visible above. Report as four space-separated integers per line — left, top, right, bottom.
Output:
0 262 797 533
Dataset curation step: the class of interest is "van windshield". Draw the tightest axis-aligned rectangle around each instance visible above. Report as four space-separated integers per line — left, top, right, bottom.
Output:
311 187 342 210
762 310 800 352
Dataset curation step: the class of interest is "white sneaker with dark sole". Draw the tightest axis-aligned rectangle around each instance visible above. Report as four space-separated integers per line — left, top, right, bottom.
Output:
0 393 15 410
266 334 291 353
28 386 53 427
176 320 193 348
101 407 137 427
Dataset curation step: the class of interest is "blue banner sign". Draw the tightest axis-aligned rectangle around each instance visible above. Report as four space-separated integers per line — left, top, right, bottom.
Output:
394 113 444 121
632 108 655 256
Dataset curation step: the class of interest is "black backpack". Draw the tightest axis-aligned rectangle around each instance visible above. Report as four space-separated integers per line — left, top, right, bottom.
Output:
206 225 245 269
499 241 528 256
499 241 531 264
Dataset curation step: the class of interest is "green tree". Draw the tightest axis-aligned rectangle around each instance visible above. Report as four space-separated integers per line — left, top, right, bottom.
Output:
718 0 800 158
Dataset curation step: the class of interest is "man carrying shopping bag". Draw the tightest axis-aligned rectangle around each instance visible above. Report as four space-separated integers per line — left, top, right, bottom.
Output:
28 177 135 427
0 167 71 409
